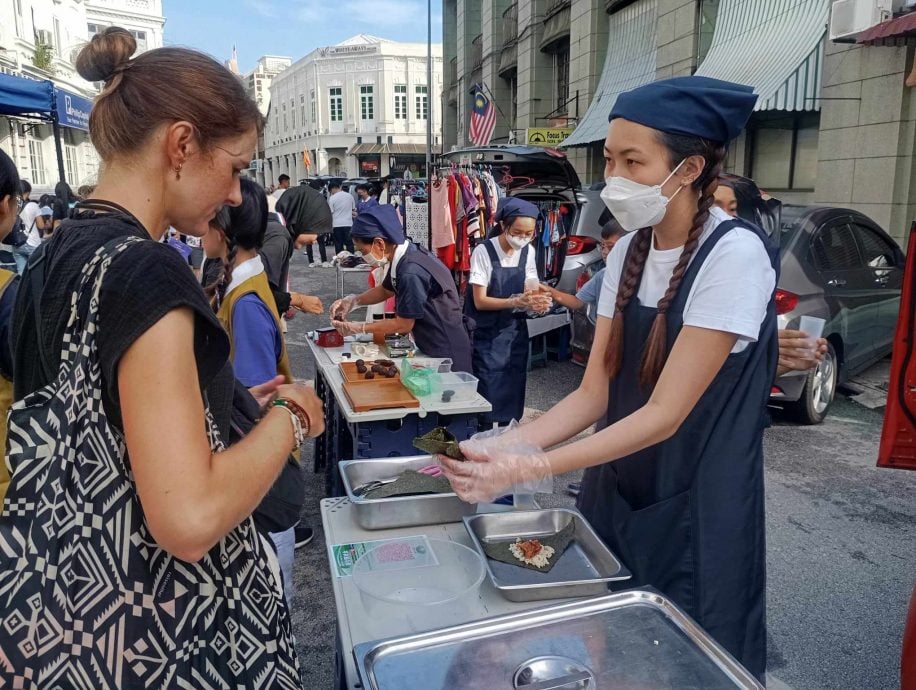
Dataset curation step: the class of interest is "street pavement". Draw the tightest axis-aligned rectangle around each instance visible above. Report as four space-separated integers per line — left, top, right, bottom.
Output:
282 253 915 689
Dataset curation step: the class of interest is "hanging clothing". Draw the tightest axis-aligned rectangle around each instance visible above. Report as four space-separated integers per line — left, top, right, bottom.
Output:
577 218 778 680
383 242 473 373
430 178 455 251
464 240 531 425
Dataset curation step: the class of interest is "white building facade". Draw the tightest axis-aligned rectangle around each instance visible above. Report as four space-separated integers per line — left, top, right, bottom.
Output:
264 34 443 183
0 0 164 193
244 55 292 187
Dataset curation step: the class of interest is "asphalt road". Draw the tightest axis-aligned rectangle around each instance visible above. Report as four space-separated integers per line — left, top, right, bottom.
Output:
281 253 915 689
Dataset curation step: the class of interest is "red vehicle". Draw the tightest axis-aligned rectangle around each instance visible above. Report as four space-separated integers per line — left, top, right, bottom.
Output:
877 221 916 689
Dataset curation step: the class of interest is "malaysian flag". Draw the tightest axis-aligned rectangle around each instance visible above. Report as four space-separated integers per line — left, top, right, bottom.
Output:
469 83 496 147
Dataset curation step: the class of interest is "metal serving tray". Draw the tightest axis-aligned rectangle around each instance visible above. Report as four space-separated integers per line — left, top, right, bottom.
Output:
463 508 631 602
354 590 764 690
339 456 476 530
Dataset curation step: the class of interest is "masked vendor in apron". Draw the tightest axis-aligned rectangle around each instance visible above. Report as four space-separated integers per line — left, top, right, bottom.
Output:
439 76 776 681
330 204 473 373
465 198 552 426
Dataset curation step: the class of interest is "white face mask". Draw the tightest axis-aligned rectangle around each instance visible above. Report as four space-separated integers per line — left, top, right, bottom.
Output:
363 241 388 267
599 160 686 232
506 234 531 251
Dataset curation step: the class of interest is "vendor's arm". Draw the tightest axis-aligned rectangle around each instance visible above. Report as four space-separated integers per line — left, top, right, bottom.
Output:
354 285 394 308
546 325 737 475
361 315 415 336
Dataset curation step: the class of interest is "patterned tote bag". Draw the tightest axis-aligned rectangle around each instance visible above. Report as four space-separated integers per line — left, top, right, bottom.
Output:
0 238 302 689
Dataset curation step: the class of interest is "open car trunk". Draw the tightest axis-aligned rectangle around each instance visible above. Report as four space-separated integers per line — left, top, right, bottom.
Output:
442 146 582 284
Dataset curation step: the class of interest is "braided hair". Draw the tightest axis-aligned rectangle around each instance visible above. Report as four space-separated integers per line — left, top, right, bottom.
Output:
604 132 727 388
205 178 269 310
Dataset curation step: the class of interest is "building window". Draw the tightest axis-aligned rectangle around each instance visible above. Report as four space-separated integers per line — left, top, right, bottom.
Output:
415 85 428 120
64 144 78 185
290 98 296 130
87 22 106 38
14 0 23 38
697 0 720 65
310 90 316 124
300 94 306 125
749 112 820 191
129 29 148 53
28 138 46 186
330 87 343 122
360 85 374 121
554 39 570 114
282 102 288 130
394 85 407 120
53 18 62 56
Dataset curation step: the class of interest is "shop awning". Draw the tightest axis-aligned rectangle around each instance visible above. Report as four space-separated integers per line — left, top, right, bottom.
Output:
562 0 658 147
856 11 916 45
349 143 438 156
694 0 829 112
0 72 54 117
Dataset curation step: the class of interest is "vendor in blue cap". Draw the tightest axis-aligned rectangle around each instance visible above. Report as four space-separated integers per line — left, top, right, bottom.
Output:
330 204 473 373
466 197 552 426
440 76 776 681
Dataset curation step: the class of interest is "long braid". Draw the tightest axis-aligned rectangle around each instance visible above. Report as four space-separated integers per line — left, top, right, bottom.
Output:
604 226 652 379
216 238 238 309
639 144 726 388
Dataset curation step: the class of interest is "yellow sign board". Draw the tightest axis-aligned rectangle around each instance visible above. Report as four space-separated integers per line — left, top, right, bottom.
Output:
525 128 574 147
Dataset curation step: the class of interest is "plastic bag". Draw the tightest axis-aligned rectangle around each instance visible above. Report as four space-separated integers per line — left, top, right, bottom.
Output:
400 360 441 398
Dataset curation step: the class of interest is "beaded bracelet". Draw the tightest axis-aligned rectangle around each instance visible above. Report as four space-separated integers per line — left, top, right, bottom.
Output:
271 403 305 450
271 397 312 438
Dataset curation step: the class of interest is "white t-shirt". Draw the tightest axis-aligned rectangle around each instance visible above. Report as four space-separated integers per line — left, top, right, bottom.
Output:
469 238 539 288
328 190 355 228
596 207 775 353
19 200 41 247
272 188 287 200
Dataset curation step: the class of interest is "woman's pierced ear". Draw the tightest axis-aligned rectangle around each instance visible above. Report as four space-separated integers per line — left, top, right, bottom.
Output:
173 162 183 181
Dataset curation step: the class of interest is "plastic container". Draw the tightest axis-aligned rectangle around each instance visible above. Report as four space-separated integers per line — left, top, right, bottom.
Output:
428 371 479 403
352 538 485 636
407 357 453 374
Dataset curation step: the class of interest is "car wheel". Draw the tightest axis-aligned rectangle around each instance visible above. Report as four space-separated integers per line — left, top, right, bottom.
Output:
787 342 838 425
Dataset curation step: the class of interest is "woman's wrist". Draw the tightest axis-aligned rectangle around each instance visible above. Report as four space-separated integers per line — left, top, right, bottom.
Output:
271 397 313 438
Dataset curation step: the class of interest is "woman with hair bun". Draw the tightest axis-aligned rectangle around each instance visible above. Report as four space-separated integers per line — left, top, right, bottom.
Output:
2 27 322 686
441 77 777 680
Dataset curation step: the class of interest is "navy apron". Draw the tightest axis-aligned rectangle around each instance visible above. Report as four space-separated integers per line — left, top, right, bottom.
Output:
577 219 778 680
393 244 474 374
465 241 530 425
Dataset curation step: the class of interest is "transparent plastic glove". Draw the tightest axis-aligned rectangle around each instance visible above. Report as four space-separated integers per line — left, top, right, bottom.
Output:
439 437 554 504
330 294 359 321
526 292 553 315
331 319 365 337
437 422 552 503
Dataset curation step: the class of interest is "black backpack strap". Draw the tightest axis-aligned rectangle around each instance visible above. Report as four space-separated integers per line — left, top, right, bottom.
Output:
25 243 54 383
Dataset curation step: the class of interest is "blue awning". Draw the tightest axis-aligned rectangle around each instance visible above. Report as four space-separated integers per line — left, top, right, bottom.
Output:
55 89 93 131
0 72 54 117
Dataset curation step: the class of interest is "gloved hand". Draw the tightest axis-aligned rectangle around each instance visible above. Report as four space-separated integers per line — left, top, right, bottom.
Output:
331 319 366 337
330 294 359 320
438 423 553 503
526 292 553 315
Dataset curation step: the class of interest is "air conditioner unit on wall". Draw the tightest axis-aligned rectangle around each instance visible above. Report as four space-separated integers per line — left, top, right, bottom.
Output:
830 0 893 40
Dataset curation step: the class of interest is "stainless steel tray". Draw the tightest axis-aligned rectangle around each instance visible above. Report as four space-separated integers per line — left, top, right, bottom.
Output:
339 456 476 530
463 508 630 602
354 590 764 689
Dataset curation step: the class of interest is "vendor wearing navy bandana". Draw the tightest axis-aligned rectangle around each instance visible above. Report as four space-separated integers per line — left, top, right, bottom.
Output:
330 205 473 373
439 76 777 681
465 197 552 426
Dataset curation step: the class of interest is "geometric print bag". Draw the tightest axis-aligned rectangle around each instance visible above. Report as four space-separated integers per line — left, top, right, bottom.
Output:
0 238 302 689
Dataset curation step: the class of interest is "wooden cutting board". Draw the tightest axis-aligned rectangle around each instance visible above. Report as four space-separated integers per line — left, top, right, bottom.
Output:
343 379 419 412
339 360 400 384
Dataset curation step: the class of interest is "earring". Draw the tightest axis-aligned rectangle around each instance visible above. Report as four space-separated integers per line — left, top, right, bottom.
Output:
174 162 183 181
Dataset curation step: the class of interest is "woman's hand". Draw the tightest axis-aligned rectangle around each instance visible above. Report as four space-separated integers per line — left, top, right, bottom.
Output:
292 292 324 315
275 382 325 438
331 319 365 337
777 329 828 375
439 438 553 504
249 375 285 411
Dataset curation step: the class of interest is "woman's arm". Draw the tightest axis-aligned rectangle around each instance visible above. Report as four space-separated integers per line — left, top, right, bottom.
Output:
119 307 322 562
545 325 737 475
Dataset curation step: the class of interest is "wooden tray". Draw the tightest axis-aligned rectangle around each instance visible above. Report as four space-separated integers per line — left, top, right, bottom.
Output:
343 380 419 412
339 360 400 384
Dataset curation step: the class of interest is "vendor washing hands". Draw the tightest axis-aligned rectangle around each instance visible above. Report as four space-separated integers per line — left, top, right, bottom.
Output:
329 205 473 372
443 76 774 681
466 197 550 426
